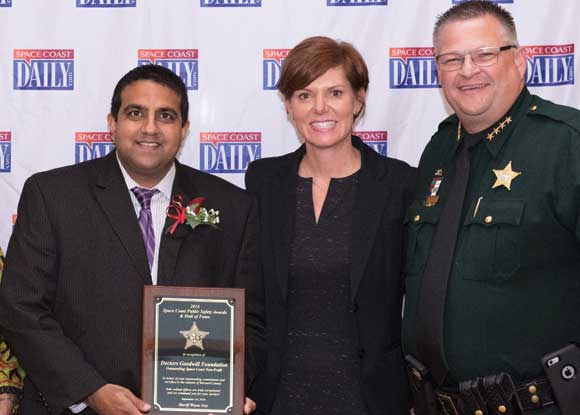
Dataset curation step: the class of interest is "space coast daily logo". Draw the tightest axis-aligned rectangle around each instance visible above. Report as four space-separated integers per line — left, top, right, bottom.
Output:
75 132 115 163
355 131 388 156
327 0 387 6
389 47 439 89
138 49 198 90
76 0 136 7
199 132 261 173
524 44 574 87
200 0 261 7
0 132 11 173
263 49 289 90
13 49 74 90
0 0 12 7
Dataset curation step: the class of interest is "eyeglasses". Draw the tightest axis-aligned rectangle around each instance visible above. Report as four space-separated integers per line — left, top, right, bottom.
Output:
436 45 517 72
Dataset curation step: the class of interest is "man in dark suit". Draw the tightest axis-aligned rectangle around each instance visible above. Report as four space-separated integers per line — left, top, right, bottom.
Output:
0 65 264 415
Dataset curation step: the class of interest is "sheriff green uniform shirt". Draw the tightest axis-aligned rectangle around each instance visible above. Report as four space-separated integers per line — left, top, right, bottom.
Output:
402 88 580 401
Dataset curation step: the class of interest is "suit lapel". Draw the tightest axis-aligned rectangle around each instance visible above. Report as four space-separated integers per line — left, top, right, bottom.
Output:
93 151 152 284
270 149 302 302
157 162 197 285
270 141 386 302
349 140 389 301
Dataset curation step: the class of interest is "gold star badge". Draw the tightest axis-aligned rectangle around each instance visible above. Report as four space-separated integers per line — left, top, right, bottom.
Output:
180 322 210 351
492 161 521 191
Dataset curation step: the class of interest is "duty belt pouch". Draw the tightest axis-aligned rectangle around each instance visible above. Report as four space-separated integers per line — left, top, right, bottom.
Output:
459 377 487 415
482 372 523 415
405 354 437 415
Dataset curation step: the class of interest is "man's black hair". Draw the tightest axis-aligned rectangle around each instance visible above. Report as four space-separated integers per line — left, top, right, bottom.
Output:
110 64 189 127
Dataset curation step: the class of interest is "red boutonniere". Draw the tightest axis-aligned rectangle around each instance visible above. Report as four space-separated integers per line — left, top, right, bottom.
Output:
166 195 220 235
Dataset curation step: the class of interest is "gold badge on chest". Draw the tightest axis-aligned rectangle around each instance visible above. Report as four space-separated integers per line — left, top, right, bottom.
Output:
492 161 522 191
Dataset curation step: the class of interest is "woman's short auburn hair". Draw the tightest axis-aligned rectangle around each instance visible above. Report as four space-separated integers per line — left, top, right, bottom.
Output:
277 36 369 101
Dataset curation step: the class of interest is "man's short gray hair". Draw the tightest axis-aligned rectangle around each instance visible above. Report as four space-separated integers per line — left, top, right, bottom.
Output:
433 0 518 51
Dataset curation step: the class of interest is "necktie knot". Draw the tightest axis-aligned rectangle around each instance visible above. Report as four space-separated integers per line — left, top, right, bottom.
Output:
131 187 158 210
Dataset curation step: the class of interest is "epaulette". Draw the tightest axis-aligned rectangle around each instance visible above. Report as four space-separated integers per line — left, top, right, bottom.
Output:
527 95 580 135
437 112 458 130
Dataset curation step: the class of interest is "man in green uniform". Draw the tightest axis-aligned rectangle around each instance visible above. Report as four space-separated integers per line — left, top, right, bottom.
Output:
402 1 580 415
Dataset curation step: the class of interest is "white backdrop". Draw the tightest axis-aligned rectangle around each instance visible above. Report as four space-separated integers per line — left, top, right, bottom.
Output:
1 0 579 251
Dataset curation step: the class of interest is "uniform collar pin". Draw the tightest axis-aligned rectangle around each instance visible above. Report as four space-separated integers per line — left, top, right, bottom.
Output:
486 116 513 141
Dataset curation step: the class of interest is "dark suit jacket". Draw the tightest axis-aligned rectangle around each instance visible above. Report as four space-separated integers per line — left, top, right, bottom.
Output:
0 151 265 414
245 136 416 415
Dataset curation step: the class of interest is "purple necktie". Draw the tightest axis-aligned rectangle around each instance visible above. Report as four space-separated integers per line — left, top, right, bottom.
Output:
131 187 158 270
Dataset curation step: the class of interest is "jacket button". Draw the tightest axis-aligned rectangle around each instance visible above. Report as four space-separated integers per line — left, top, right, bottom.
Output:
351 303 359 313
358 348 365 358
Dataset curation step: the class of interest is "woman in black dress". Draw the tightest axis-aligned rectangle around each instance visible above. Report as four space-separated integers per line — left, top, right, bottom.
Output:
246 36 415 415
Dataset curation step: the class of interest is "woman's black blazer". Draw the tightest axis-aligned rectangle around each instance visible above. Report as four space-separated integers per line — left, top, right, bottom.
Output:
245 136 416 415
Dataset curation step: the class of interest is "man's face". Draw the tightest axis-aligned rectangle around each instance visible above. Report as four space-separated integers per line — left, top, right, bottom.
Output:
436 15 526 132
108 80 189 188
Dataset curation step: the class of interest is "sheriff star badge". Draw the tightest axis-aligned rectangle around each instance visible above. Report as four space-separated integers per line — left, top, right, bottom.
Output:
492 161 522 191
180 321 210 351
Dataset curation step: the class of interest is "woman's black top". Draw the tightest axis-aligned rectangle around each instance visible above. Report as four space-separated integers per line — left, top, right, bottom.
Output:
271 173 369 415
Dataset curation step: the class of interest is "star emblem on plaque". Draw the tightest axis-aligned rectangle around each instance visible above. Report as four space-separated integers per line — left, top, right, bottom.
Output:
180 321 210 351
492 160 522 191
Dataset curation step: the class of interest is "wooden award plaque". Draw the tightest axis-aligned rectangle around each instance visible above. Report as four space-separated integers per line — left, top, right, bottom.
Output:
141 286 245 414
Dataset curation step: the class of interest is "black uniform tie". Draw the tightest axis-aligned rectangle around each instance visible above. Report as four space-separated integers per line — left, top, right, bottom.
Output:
415 127 481 385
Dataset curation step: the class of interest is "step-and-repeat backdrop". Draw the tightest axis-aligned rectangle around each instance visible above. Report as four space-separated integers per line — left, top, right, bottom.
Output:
0 0 578 250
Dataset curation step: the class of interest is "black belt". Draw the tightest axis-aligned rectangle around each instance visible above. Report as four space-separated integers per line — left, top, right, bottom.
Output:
434 377 555 415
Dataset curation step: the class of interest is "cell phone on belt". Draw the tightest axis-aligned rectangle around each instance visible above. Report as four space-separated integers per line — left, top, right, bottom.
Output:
542 343 580 415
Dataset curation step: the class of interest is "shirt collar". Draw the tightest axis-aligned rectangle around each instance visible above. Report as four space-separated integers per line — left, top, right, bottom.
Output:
479 87 531 159
116 152 176 199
